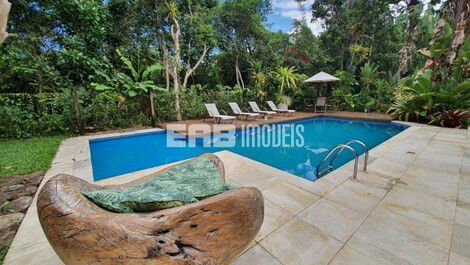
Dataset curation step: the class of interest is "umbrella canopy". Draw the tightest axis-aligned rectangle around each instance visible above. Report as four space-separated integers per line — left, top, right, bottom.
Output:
304 71 340 83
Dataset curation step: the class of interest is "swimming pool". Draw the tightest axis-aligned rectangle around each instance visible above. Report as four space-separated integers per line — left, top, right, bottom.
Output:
90 117 408 181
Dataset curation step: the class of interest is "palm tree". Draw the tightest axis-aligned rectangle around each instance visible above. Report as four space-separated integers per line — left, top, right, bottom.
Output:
272 66 299 95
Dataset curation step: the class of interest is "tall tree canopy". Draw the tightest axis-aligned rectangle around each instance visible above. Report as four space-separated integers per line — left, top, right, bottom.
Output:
0 0 468 137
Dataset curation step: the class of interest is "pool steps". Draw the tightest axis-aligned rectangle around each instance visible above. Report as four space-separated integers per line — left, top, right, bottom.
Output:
316 140 369 181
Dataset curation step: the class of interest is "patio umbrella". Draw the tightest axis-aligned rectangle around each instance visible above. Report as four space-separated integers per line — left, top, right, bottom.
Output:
304 71 340 83
303 71 340 99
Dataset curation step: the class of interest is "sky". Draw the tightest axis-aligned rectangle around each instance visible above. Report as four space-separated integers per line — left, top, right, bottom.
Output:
266 0 323 35
265 0 440 35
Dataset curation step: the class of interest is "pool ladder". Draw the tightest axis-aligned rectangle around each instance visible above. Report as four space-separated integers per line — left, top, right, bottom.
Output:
316 140 369 181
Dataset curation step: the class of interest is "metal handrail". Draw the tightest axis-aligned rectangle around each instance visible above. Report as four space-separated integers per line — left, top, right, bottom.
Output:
316 144 359 181
329 140 369 172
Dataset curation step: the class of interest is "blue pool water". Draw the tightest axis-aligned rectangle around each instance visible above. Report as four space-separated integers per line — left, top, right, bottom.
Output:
90 118 408 181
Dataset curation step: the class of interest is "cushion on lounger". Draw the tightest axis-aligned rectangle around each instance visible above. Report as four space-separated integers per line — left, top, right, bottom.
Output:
82 157 235 213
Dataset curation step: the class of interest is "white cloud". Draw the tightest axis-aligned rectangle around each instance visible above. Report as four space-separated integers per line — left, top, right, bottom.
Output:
271 0 324 35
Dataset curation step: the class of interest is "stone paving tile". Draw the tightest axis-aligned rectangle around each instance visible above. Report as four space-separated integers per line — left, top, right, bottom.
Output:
229 169 283 191
384 186 456 221
380 149 418 165
283 174 339 197
325 185 381 216
418 150 463 165
435 135 467 144
72 159 92 182
415 128 440 137
323 167 354 185
452 223 470 258
348 218 449 265
95 173 137 186
426 140 465 154
463 159 470 175
225 178 243 187
459 187 470 203
260 217 342 265
214 151 249 176
402 135 432 148
413 157 462 174
255 199 294 242
5 245 63 265
449 252 470 265
231 240 257 260
230 244 282 265
461 174 470 188
367 158 408 179
398 173 459 201
298 198 367 242
456 187 470 226
262 181 320 215
329 245 396 265
404 166 461 186
342 171 391 199
368 201 453 249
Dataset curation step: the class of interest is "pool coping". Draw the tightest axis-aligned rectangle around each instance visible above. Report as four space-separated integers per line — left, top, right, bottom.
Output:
4 120 470 265
160 111 394 137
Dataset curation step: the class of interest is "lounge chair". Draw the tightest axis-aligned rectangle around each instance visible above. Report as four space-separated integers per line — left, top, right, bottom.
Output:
267 101 296 115
229 102 259 120
37 154 264 265
249 101 277 118
204 103 236 124
315 97 329 113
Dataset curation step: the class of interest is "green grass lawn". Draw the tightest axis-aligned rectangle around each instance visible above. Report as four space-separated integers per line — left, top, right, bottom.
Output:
0 136 66 178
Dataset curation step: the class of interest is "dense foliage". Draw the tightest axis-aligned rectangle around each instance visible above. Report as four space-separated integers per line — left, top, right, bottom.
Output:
0 0 469 137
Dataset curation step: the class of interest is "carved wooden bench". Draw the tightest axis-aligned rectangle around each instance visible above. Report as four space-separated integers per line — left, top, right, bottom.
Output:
37 154 264 265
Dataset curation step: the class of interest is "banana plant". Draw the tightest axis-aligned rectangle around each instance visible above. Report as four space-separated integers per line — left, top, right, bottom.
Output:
92 49 165 97
417 19 453 82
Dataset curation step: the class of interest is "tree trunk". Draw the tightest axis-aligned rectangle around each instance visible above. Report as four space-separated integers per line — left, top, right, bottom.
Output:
446 0 470 65
0 0 13 45
182 44 208 89
161 40 171 91
398 1 420 79
235 55 245 90
71 87 85 135
170 15 182 121
149 90 157 127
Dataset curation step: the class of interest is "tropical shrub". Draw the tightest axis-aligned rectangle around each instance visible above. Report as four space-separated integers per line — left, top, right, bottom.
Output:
277 95 293 106
0 93 75 138
388 70 470 126
330 68 394 113
82 92 152 131
430 110 469 128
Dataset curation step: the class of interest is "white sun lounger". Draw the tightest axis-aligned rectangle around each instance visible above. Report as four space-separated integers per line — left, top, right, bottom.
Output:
267 101 296 114
229 102 259 120
204 103 236 124
249 102 277 117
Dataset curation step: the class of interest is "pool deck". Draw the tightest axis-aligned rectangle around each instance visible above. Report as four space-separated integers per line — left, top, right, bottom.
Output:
4 121 470 265
160 111 393 137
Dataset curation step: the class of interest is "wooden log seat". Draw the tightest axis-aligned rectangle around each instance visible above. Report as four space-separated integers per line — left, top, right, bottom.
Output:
37 154 264 265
